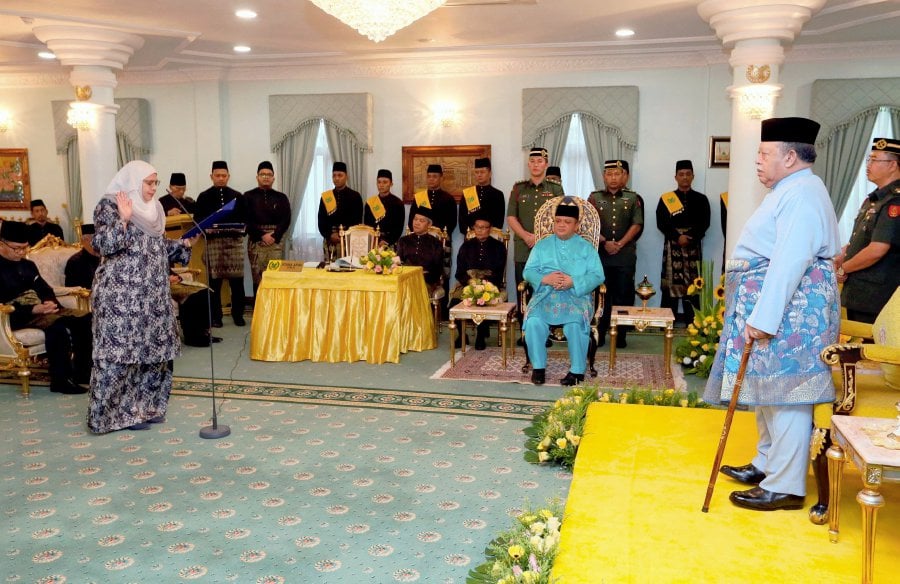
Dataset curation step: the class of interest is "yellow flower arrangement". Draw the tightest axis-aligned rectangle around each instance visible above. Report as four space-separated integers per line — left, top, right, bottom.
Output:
460 278 502 307
675 259 725 377
360 245 401 275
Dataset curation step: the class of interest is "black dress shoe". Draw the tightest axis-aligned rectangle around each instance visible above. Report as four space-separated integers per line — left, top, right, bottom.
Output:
615 336 627 349
211 319 223 328
454 334 469 349
233 315 246 326
531 369 545 385
560 372 585 386
545 338 553 348
730 487 804 511
211 336 223 343
126 422 151 431
183 337 211 347
50 379 88 394
596 336 605 348
474 335 487 351
720 463 766 485
516 337 525 347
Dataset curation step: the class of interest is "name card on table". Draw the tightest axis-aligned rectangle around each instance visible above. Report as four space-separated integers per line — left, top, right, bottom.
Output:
266 260 305 272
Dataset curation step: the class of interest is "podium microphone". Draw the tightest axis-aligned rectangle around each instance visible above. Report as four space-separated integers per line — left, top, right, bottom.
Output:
170 196 231 439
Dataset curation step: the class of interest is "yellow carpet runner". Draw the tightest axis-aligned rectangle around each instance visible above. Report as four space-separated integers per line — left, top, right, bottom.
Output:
553 403 900 583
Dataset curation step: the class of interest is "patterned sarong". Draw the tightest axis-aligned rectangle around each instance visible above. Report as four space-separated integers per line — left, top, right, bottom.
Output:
703 257 839 406
660 237 701 297
248 224 284 288
206 236 244 279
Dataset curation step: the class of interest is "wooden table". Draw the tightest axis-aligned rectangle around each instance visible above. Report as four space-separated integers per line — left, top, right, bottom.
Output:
827 415 900 584
608 306 675 378
250 266 435 364
448 301 517 369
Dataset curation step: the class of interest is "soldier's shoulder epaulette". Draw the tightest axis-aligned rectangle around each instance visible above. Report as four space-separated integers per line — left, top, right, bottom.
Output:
545 177 561 185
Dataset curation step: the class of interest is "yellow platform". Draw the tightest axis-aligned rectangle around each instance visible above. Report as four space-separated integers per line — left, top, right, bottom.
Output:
553 403 900 583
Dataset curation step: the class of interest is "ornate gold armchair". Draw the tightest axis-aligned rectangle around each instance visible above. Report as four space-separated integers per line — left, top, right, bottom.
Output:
518 196 606 376
453 227 511 345
339 224 380 261
403 225 450 334
26 234 90 311
809 286 900 524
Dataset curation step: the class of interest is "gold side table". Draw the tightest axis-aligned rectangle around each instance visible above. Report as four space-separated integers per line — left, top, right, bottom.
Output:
827 415 900 584
448 302 517 369
608 306 675 379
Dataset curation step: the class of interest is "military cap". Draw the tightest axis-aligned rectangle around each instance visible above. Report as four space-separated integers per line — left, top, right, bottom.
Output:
529 147 549 160
211 160 228 171
555 196 581 220
474 157 491 169
871 137 900 156
257 161 274 173
30 199 46 209
169 172 186 186
0 220 29 243
426 164 443 175
377 169 392 180
604 160 630 173
332 162 347 173
675 160 693 171
760 117 820 144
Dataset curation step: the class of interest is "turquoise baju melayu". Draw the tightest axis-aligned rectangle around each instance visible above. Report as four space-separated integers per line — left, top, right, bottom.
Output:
523 233 605 374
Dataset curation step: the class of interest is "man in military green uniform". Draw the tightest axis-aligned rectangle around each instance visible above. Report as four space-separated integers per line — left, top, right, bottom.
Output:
836 137 900 323
589 159 644 348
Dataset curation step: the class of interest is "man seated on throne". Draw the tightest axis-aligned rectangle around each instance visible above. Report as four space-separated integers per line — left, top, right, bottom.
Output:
450 211 507 350
523 197 604 386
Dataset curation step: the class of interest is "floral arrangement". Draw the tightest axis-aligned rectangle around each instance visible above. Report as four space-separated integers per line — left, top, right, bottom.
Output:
524 384 708 468
674 259 725 378
360 245 401 275
461 278 502 307
466 500 564 584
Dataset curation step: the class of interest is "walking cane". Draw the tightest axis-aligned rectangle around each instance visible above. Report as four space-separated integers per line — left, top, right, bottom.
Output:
702 338 754 513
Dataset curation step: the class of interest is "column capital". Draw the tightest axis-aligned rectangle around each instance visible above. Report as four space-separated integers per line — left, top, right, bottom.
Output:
698 0 826 47
33 24 144 70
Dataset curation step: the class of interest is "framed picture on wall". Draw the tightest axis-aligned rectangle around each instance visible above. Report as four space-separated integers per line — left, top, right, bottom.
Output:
709 136 731 168
401 144 492 203
0 148 31 210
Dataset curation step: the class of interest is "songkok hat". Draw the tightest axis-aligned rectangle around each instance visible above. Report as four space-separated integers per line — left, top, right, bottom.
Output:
169 172 186 186
604 160 630 173
81 223 95 235
377 169 393 180
871 137 900 155
474 157 491 169
760 117 820 144
546 166 561 178
413 206 434 221
675 160 693 172
332 161 347 173
555 197 581 220
30 199 46 209
211 160 228 171
0 220 28 243
257 161 274 173
426 164 443 175
468 209 493 226
529 147 549 160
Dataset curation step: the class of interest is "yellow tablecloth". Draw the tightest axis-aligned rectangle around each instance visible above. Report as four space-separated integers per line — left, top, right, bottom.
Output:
250 266 436 363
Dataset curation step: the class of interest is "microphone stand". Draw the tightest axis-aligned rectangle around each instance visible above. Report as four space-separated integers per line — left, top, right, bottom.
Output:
170 196 231 439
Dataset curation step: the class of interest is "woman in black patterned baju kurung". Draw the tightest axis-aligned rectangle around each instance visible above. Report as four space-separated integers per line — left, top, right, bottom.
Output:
87 161 195 434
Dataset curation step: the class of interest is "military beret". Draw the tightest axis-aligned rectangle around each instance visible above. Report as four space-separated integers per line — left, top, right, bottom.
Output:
604 160 630 173
0 220 29 243
377 168 392 180
426 164 443 174
871 137 900 156
760 117 820 144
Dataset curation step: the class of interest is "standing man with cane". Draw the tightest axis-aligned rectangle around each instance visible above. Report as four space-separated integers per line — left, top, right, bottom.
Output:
703 117 841 511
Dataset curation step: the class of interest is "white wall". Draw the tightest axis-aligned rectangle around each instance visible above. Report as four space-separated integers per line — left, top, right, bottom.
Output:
3 55 900 302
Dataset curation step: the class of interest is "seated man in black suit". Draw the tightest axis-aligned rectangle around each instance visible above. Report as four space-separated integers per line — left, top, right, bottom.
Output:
1 220 91 394
396 207 444 290
450 211 507 349
26 199 65 245
64 223 100 289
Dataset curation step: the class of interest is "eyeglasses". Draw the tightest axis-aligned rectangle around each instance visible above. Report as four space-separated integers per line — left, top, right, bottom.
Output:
143 179 160 186
865 156 896 164
1 240 29 253
257 172 274 178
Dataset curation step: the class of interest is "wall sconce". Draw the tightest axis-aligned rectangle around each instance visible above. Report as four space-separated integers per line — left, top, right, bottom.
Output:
67 102 95 131
0 110 10 132
730 84 781 120
433 102 460 128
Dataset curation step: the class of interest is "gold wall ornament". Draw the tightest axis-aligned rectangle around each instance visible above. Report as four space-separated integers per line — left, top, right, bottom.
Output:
74 85 92 101
745 65 771 84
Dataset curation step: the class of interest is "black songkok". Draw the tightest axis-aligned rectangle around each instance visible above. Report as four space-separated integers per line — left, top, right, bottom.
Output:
257 161 274 173
760 117 820 144
546 166 561 178
871 137 900 155
212 160 228 171
169 172 186 186
333 162 347 173
377 169 392 180
555 197 581 220
604 160 630 173
474 157 491 169
426 164 443 175
81 223 95 235
469 209 492 227
0 220 29 243
30 199 46 209
675 160 693 172
414 206 434 221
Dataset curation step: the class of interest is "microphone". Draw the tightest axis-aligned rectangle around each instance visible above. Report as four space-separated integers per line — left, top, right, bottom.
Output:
169 196 231 439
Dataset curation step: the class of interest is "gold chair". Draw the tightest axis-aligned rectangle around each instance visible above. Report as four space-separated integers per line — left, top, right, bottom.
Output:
809 286 900 524
518 196 606 376
339 224 380 261
402 225 450 335
455 226 511 345
26 234 90 311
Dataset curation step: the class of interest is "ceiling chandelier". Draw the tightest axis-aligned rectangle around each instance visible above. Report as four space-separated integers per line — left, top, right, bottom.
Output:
309 0 447 43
